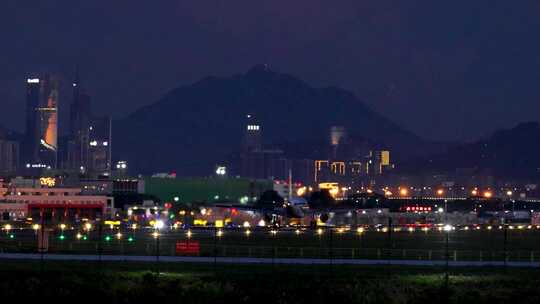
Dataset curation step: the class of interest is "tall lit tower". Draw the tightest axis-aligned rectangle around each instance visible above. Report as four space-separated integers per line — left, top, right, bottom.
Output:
24 75 58 169
24 77 41 164
243 114 262 152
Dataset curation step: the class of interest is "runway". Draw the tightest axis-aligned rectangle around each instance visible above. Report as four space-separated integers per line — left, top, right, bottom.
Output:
2 253 540 268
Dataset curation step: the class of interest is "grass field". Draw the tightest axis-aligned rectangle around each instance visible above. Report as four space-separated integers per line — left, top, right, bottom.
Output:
2 227 540 262
2 260 540 303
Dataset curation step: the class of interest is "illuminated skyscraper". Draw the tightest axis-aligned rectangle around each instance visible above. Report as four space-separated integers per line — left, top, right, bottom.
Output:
24 77 40 164
24 75 58 169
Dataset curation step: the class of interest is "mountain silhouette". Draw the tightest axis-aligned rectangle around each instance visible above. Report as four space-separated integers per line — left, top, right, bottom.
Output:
402 122 540 178
114 65 434 175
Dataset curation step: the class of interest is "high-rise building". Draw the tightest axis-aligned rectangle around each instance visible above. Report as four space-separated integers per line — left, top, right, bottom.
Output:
373 150 391 174
0 139 19 174
330 126 346 146
243 114 262 152
24 78 40 164
87 116 112 174
330 126 346 158
67 72 91 171
240 115 288 179
23 75 58 169
65 72 112 176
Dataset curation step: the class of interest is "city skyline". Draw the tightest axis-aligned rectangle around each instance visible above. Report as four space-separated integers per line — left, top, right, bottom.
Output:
3 3 540 303
2 66 539 179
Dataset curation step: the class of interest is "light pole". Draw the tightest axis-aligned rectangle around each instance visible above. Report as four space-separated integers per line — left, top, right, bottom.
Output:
213 226 217 272
329 227 333 274
504 221 508 269
97 220 103 271
437 188 450 288
505 190 513 269
507 190 514 213
442 221 452 291
154 220 165 275
387 216 393 260
39 212 45 274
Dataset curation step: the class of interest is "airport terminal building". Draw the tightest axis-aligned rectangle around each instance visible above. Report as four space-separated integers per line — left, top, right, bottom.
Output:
0 178 112 222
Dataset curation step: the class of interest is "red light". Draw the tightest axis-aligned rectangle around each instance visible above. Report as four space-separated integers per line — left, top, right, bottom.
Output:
231 208 238 215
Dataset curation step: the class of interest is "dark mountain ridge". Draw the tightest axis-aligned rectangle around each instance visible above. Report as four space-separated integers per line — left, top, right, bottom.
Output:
113 65 439 175
401 122 540 179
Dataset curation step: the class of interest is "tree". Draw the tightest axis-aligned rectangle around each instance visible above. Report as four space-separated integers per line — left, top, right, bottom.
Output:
308 190 336 209
257 190 284 207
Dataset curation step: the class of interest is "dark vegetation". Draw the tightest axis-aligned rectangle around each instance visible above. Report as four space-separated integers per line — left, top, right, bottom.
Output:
2 260 540 303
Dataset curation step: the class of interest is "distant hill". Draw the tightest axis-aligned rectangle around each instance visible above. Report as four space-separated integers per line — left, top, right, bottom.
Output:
114 65 439 175
401 122 540 178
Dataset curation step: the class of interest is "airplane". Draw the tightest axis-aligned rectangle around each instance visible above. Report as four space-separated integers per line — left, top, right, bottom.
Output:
215 190 304 226
302 190 388 226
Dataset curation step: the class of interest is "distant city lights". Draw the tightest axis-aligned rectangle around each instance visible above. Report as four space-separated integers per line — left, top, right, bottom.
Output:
215 166 227 176
116 161 128 170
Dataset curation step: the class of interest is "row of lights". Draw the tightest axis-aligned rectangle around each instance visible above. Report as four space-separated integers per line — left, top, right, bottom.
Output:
6 225 540 241
390 188 512 198
6 221 540 235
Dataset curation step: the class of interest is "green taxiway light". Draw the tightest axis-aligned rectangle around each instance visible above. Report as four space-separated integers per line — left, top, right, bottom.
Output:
9 234 14 239
128 237 134 242
83 235 88 240
59 234 65 240
105 236 111 242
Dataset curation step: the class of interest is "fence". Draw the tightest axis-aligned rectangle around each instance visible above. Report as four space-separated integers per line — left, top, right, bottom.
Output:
2 225 540 264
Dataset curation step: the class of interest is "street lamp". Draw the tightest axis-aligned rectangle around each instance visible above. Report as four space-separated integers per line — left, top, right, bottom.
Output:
400 188 408 197
154 220 165 230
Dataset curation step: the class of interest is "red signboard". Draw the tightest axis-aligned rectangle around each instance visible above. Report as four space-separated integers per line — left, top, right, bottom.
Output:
175 241 200 255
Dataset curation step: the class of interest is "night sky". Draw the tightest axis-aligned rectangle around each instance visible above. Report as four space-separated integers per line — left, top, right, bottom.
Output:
2 1 540 141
